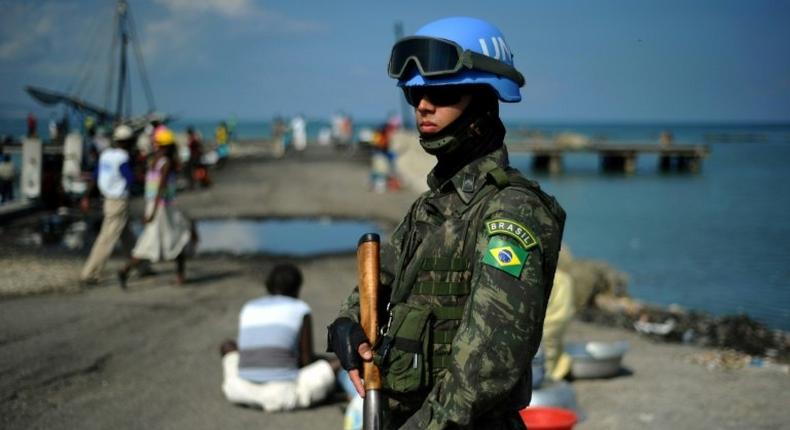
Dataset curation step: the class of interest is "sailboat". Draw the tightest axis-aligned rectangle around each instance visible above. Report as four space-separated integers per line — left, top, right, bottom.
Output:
25 0 170 131
23 0 170 199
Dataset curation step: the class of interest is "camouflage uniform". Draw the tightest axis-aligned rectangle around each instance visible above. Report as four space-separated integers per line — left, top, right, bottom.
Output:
338 145 566 429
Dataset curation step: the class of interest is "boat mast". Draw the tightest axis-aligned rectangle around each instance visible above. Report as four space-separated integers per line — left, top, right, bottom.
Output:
109 0 155 123
116 0 129 121
26 0 159 125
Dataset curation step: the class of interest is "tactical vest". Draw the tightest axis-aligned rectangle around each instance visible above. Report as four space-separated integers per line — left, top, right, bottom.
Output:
374 166 562 398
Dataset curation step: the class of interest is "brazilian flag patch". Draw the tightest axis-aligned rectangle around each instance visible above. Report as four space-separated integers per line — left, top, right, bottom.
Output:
482 237 528 277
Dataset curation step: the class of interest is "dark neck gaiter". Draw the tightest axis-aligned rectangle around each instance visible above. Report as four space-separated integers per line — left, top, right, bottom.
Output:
429 109 506 184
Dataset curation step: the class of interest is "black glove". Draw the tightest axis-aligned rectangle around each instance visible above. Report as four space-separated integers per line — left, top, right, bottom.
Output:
327 317 368 371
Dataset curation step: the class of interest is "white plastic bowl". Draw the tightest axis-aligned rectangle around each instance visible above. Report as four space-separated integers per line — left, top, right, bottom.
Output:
566 341 628 378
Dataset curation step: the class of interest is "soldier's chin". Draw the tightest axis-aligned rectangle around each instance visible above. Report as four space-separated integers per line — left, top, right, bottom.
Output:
419 124 440 134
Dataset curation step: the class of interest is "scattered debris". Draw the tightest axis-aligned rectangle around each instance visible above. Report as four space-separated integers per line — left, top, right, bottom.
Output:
634 315 676 336
687 350 750 370
559 247 789 364
686 350 790 373
578 302 790 364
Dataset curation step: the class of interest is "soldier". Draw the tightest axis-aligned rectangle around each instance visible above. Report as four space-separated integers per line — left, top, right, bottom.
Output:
328 17 566 429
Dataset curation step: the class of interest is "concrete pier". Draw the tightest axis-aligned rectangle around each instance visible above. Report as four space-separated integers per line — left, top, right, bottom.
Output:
511 141 711 174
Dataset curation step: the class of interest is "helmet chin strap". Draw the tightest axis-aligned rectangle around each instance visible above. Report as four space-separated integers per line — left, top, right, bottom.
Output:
418 133 456 155
419 106 500 156
422 108 506 182
418 85 501 157
419 101 484 156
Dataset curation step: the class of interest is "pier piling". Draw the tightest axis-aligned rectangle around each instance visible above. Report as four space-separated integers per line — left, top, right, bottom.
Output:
511 141 710 174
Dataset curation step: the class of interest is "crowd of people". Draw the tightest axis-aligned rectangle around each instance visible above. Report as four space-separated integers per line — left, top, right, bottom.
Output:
270 111 358 157
3 108 410 208
70 114 271 290
79 123 202 288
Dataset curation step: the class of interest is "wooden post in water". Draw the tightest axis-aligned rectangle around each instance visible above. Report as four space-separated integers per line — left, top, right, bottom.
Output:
532 151 563 174
515 140 709 174
600 151 637 174
658 153 703 173
659 155 672 172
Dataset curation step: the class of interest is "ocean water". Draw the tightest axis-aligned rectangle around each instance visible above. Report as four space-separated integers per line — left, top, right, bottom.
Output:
506 123 790 331
2 118 788 330
196 218 381 256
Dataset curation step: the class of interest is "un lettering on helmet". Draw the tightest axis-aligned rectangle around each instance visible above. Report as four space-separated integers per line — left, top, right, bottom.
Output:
478 37 511 62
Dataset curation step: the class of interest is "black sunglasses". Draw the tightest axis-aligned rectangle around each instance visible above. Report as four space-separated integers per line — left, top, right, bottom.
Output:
403 86 467 107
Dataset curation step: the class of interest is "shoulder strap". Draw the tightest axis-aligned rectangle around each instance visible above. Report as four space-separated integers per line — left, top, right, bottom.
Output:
505 167 566 227
460 167 512 261
486 167 509 189
389 194 429 305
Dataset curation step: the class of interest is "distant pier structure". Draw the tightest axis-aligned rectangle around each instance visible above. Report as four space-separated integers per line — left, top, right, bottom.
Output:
509 140 711 174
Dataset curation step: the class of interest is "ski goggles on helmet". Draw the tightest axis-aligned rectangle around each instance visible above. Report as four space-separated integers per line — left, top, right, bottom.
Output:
388 36 525 87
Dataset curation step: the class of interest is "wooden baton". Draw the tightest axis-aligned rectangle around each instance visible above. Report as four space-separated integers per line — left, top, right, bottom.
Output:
357 233 382 430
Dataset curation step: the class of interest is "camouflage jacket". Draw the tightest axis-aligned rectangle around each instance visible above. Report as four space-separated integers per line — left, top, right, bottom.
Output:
338 146 565 429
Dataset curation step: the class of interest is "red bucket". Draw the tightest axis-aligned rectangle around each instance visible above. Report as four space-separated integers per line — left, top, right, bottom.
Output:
519 407 577 430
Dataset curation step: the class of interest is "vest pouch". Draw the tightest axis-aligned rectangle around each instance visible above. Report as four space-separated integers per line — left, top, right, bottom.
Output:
377 303 433 394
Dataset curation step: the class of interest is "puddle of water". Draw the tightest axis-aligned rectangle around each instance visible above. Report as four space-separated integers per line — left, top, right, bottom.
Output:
8 215 383 258
196 218 382 256
8 212 93 250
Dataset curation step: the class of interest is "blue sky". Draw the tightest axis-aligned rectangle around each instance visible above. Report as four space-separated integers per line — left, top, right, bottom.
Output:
1 0 789 123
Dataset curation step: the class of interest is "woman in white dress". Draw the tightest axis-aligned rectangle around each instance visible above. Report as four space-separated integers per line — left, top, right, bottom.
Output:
118 127 192 288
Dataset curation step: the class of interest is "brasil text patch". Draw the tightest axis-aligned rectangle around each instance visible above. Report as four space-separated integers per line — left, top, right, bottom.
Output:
485 218 540 251
482 236 528 277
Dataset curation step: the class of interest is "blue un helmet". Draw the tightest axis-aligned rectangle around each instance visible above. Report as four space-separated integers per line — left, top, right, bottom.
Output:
388 17 525 103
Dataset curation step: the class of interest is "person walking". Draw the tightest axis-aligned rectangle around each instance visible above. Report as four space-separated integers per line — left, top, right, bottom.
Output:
271 116 287 158
214 121 230 168
290 114 307 152
185 126 209 189
79 125 135 285
26 112 37 138
118 126 192 288
327 17 566 429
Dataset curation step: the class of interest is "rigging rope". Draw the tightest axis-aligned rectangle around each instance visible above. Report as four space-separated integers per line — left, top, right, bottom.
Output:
67 4 112 99
104 7 120 114
127 6 156 113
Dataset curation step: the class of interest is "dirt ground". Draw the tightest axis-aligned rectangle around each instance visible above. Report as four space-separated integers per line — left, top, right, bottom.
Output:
1 143 788 429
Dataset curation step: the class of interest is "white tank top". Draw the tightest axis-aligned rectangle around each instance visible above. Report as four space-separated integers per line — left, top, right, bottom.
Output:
237 295 311 382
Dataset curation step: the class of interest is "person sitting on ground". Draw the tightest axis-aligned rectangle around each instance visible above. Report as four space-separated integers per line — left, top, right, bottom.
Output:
219 263 346 412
